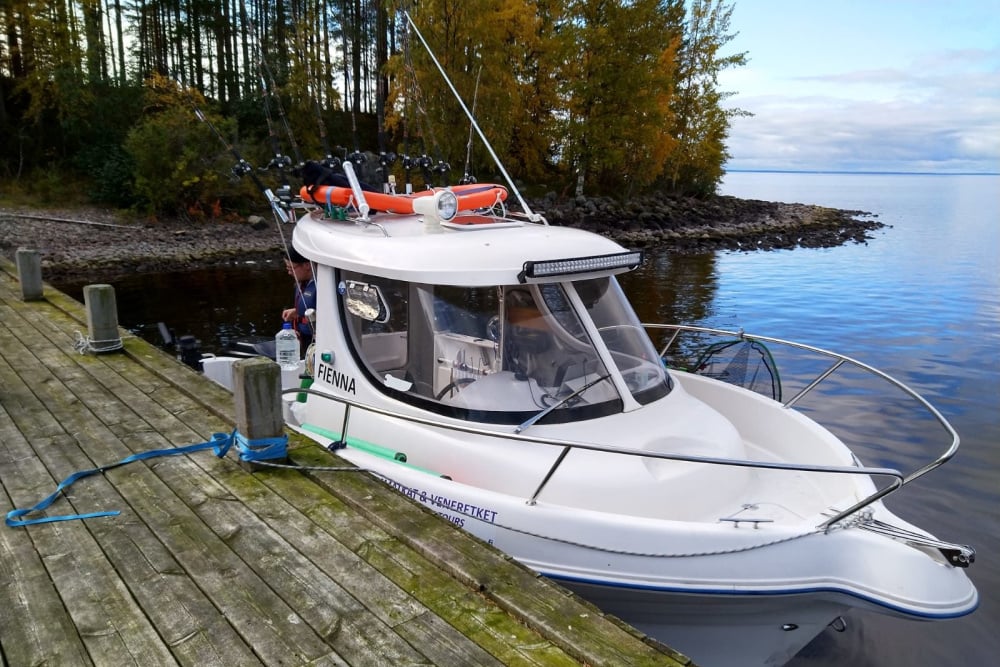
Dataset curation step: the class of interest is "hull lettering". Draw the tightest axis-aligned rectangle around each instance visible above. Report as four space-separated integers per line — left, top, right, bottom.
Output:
316 362 356 394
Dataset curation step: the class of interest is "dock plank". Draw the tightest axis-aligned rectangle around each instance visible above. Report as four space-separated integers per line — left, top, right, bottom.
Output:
7 299 448 665
0 313 258 665
1 300 331 665
0 410 93 667
15 294 612 665
0 316 184 664
0 260 691 667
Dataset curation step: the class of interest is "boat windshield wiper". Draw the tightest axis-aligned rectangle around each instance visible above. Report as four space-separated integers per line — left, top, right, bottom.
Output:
514 374 612 434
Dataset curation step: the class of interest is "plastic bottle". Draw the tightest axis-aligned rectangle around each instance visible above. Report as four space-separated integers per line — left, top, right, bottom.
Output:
275 322 299 371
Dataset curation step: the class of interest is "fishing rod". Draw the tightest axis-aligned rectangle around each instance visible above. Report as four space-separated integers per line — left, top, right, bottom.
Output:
258 54 304 167
395 12 444 191
341 0 365 170
186 60 304 333
181 81 291 224
402 10 540 221
340 63 369 181
245 13 303 172
373 10 397 194
460 64 483 185
286 2 341 171
240 15 301 212
377 151 398 194
400 21 414 194
255 67 293 202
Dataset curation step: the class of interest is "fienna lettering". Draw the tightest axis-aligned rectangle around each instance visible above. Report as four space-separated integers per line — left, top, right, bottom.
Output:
315 362 357 394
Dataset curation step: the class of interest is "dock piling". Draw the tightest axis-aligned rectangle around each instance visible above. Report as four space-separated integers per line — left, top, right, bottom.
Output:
232 356 289 470
15 248 43 301
81 283 123 353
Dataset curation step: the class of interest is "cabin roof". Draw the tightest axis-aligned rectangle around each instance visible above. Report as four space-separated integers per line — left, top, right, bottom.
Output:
292 211 629 285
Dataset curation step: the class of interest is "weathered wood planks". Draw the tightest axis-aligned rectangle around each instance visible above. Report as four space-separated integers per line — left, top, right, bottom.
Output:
0 258 691 667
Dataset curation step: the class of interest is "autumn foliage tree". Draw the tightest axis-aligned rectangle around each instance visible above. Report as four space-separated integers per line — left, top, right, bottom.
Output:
557 0 684 196
661 0 750 196
0 0 749 213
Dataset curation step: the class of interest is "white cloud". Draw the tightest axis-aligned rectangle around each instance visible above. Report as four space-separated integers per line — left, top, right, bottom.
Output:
720 27 1000 173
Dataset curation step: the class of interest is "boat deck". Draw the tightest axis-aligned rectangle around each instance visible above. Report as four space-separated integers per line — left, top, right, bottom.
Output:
0 258 689 667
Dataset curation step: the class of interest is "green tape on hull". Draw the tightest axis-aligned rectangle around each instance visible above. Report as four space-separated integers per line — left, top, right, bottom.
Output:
300 423 448 478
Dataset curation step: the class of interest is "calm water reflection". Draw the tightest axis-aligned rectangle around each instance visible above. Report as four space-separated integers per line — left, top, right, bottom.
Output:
55 172 999 666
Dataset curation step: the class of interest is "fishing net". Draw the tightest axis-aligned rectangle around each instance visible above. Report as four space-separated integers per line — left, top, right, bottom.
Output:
688 338 782 401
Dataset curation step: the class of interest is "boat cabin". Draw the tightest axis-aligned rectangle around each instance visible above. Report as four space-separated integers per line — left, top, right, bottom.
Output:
294 209 670 427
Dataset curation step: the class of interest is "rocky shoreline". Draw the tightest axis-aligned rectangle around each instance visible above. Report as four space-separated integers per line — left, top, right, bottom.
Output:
0 194 884 283
541 192 883 252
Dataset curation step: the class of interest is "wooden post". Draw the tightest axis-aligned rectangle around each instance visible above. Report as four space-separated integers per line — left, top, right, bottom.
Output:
82 284 122 353
232 357 288 471
15 248 43 301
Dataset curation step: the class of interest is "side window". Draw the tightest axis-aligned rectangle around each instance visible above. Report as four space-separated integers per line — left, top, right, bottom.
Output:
341 276 624 424
342 271 410 376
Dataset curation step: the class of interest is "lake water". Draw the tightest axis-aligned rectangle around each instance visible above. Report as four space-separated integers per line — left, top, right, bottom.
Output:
55 171 999 665
636 172 999 666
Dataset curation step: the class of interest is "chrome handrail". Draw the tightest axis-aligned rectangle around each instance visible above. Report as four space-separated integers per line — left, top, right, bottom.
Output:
647 323 961 525
285 384 905 530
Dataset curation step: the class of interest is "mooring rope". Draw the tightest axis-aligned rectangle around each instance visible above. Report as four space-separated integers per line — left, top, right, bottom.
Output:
247 456 841 559
72 330 124 354
6 430 287 527
8 430 858 560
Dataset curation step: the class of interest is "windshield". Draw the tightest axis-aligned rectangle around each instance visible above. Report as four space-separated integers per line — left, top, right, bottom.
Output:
568 277 671 405
341 271 666 424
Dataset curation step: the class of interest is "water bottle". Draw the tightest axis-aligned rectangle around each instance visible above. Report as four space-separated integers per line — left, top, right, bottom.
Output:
275 322 299 371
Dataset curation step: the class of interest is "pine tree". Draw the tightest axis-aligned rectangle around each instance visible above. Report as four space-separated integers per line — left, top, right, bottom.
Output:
662 0 749 195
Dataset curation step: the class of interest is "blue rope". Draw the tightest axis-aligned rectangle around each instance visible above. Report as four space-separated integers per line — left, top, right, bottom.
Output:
6 430 288 527
231 431 288 462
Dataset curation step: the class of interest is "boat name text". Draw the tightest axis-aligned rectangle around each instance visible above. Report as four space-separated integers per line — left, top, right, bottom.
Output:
316 363 356 394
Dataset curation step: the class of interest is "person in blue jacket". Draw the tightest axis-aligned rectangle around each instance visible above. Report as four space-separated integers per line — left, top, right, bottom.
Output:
281 246 316 353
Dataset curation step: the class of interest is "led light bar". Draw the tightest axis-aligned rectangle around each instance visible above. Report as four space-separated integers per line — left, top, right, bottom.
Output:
519 250 643 282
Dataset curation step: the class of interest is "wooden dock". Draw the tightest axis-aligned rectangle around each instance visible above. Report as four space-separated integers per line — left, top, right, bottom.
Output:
0 258 691 666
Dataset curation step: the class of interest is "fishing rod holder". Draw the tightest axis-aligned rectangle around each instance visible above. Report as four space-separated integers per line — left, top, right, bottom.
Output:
260 155 292 172
231 160 255 180
319 156 342 170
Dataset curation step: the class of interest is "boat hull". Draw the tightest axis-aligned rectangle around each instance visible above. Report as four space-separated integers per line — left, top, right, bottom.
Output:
558 581 848 667
296 430 976 667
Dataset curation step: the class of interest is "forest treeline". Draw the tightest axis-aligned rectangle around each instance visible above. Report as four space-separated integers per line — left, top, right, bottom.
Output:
0 0 748 218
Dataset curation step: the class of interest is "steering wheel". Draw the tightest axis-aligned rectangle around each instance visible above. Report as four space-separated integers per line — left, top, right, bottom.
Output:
435 376 477 400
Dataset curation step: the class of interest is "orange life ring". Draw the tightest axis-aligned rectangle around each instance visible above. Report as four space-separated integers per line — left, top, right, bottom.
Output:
300 183 507 214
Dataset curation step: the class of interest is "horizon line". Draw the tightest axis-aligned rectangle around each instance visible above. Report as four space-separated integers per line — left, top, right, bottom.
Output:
724 168 1000 177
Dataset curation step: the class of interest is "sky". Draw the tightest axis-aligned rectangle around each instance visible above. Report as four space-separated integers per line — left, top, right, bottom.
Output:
716 0 1000 173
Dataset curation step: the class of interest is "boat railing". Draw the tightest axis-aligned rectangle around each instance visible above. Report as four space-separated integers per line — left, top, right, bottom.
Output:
286 381 907 530
646 323 961 523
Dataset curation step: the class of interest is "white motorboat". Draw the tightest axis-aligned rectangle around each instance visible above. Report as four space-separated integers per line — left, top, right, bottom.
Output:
195 16 977 663
201 171 977 666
